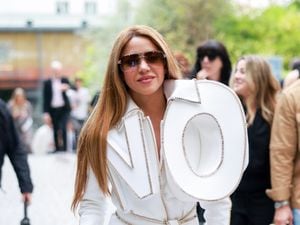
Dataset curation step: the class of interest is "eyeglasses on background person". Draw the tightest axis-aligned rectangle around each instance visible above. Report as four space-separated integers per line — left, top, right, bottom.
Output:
118 50 166 72
189 39 232 85
198 50 219 62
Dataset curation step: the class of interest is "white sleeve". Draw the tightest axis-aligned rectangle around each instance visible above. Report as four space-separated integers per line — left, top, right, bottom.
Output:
199 197 232 225
79 168 111 225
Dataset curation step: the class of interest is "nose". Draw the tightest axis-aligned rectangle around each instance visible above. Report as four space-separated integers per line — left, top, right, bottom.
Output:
234 71 243 82
138 58 150 71
202 56 210 63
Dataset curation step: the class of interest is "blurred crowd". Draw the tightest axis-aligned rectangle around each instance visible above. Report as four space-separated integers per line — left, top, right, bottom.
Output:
1 37 300 225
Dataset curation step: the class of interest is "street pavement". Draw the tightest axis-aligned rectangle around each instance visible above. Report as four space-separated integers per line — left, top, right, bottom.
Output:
0 152 114 225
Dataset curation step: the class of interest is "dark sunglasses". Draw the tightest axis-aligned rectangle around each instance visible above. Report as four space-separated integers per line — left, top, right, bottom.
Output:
118 51 166 72
198 51 219 61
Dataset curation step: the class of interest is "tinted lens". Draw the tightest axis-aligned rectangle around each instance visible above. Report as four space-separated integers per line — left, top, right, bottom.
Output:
144 51 165 64
119 51 165 72
199 51 218 61
120 54 140 71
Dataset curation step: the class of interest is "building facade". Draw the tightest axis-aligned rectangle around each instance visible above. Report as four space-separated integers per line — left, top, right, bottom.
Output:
0 0 116 99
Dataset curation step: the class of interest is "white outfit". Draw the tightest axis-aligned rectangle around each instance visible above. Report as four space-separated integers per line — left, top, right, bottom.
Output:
79 80 237 225
31 124 54 154
51 78 65 108
70 87 91 120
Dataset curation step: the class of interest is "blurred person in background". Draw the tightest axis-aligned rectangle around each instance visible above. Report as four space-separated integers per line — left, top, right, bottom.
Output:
0 98 33 203
89 90 101 113
190 39 232 224
266 79 300 225
43 60 71 152
7 87 33 153
31 113 54 154
283 57 300 89
174 51 191 79
230 55 280 225
68 77 91 150
189 39 232 85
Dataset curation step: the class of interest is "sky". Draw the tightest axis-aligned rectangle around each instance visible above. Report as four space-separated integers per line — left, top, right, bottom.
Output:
0 0 116 14
0 0 292 14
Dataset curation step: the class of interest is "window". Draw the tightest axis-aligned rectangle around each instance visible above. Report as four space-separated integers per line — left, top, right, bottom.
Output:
56 1 69 15
85 1 97 15
0 42 10 63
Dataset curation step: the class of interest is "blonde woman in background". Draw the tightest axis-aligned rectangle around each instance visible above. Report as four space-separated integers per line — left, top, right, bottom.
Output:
7 87 33 153
230 55 280 225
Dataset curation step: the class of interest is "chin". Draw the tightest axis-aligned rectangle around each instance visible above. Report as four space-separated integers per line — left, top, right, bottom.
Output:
233 87 242 95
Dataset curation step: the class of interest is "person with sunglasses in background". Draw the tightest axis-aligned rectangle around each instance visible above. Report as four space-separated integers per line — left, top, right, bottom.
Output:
71 25 248 225
189 39 232 224
189 40 232 85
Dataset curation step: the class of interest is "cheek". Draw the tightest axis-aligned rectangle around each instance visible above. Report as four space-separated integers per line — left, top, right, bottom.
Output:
236 82 249 97
123 73 134 88
154 63 166 80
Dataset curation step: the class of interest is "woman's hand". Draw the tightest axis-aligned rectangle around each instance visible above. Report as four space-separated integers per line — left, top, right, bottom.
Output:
273 205 293 225
196 70 209 80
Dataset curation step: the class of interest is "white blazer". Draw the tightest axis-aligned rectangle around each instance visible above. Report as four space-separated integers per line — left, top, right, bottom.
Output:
79 80 236 225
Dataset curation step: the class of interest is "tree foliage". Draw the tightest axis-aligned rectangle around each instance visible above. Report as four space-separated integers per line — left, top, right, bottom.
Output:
75 0 135 92
134 0 233 60
134 0 300 73
215 1 300 70
79 0 300 87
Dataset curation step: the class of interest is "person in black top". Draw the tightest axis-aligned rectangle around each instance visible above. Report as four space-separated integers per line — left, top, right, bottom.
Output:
0 98 33 202
230 55 280 225
189 39 232 85
190 40 232 224
43 60 71 152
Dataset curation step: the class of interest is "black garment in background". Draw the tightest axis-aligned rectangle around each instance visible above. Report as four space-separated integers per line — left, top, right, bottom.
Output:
196 203 205 224
49 106 69 151
230 109 274 225
0 99 33 193
43 77 71 151
90 91 100 108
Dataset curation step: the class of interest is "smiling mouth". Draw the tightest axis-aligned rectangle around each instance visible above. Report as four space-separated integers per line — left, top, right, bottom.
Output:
138 76 154 82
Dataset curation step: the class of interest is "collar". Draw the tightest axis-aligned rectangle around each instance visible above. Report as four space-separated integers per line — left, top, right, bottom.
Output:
115 97 142 130
117 79 201 129
164 79 201 103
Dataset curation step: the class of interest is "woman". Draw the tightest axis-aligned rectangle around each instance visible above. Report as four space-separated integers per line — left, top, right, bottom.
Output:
71 25 246 225
7 87 33 153
190 40 232 85
230 55 280 225
190 40 232 224
174 51 191 79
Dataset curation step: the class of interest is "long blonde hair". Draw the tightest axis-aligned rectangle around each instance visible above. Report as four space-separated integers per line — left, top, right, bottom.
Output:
72 25 181 210
230 55 280 125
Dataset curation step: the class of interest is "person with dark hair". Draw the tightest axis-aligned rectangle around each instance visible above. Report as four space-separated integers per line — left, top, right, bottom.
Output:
190 40 232 85
283 57 300 89
0 98 33 202
190 39 232 224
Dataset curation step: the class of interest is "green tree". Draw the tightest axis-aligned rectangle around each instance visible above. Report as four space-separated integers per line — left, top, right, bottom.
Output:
134 0 233 60
215 1 300 72
75 0 135 93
